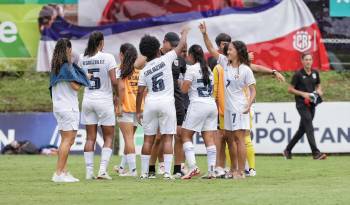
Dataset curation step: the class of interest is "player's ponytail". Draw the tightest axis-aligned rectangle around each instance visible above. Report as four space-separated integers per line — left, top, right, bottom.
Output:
120 43 138 79
51 38 71 75
84 31 104 57
188 44 210 87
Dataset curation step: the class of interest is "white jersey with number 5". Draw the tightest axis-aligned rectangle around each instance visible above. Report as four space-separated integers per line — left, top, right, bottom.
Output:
78 51 117 101
184 63 215 104
138 50 177 102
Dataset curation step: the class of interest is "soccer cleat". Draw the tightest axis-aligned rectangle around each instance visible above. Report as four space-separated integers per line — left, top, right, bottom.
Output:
313 153 327 160
65 172 80 182
158 163 165 175
86 171 96 180
52 172 77 183
163 173 175 180
201 172 216 179
113 165 127 175
214 167 226 179
224 171 233 179
181 167 200 180
139 173 148 179
173 172 183 179
148 171 157 179
245 168 256 177
283 149 292 160
181 163 188 175
120 171 138 177
97 172 112 180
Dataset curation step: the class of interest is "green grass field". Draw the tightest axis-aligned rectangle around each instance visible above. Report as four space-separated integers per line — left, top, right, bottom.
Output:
0 155 349 205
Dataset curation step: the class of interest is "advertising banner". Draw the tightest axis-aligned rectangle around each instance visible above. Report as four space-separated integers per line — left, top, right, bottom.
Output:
118 102 350 155
1 102 349 154
0 5 42 58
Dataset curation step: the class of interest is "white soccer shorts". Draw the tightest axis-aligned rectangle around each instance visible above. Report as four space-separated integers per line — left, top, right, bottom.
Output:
81 99 115 126
54 111 80 131
182 102 218 132
142 99 176 135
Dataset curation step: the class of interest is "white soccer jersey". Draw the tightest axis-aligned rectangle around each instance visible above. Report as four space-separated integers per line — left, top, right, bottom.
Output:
217 54 256 113
138 50 177 101
184 63 215 104
52 81 79 112
78 51 117 101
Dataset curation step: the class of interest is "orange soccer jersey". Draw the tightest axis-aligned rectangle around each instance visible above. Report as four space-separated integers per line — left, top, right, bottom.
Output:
121 69 143 113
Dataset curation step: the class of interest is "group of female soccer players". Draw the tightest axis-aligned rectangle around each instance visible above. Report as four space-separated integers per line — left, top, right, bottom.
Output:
50 22 285 182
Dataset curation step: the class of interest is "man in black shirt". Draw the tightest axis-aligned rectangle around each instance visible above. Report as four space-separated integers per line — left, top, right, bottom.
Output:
284 53 327 160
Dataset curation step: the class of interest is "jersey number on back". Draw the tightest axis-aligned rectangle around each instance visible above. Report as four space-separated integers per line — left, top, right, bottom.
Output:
197 79 212 97
151 72 165 92
88 68 101 90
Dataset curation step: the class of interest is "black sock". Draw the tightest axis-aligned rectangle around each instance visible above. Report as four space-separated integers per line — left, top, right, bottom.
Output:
173 164 181 174
149 165 156 173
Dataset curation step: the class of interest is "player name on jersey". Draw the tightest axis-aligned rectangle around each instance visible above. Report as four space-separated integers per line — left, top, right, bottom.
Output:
144 62 165 77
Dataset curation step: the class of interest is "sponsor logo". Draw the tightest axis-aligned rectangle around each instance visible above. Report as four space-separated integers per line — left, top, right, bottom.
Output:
0 21 17 43
293 31 312 52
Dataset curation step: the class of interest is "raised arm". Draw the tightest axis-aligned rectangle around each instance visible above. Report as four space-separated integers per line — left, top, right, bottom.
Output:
174 26 190 57
250 63 285 82
199 22 220 60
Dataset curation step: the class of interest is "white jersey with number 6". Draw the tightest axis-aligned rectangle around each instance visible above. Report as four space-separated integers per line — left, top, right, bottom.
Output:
138 50 177 135
138 50 177 102
78 51 117 101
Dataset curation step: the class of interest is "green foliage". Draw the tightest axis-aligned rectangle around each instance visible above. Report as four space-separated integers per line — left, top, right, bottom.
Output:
0 71 350 112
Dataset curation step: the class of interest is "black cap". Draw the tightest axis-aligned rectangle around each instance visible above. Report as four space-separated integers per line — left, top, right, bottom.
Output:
164 32 180 47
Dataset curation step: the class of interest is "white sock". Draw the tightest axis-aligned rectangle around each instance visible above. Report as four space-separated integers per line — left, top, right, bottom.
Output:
183 141 196 169
141 155 150 175
126 153 137 173
99 147 112 174
84 152 94 174
120 154 127 169
163 154 173 175
206 145 216 173
245 160 249 171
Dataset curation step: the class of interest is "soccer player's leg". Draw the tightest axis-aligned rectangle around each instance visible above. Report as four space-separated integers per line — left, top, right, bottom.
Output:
245 132 256 176
81 102 98 180
159 102 177 180
97 125 114 180
96 102 115 180
201 106 218 179
149 132 162 178
245 110 256 176
117 117 138 176
140 106 158 179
